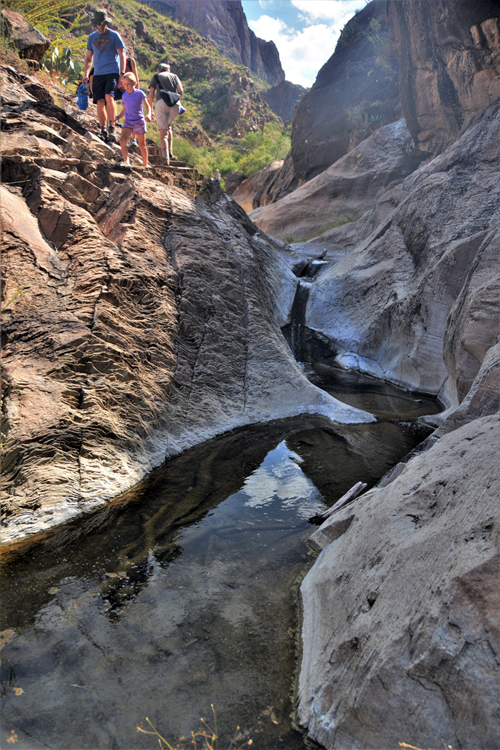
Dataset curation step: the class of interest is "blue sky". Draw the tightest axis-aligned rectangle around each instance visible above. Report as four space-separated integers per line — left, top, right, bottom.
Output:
241 0 365 87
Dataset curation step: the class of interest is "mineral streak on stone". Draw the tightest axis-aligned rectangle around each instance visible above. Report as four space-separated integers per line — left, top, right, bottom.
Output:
386 0 500 156
0 66 373 545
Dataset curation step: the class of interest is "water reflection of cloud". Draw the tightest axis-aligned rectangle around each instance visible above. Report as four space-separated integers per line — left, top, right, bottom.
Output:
240 441 324 518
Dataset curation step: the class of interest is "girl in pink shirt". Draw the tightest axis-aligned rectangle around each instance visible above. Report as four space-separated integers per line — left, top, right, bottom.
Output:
116 73 152 167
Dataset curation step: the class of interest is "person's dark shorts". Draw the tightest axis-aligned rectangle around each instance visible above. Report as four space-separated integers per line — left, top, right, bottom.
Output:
92 73 119 104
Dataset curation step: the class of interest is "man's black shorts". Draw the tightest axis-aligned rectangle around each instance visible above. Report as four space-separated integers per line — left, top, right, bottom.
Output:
92 73 118 103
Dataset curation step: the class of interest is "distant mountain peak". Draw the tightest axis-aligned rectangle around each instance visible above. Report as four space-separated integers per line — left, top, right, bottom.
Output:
143 0 285 85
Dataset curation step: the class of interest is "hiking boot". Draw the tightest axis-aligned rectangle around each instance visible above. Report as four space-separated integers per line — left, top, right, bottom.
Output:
100 126 108 142
107 126 117 144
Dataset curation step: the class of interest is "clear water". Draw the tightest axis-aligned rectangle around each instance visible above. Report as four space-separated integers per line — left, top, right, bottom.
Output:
0 384 440 749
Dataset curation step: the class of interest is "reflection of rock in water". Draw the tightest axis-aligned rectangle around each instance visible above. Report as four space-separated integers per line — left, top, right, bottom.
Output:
0 410 438 749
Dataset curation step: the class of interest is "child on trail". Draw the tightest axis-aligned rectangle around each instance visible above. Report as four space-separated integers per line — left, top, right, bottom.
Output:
116 72 152 168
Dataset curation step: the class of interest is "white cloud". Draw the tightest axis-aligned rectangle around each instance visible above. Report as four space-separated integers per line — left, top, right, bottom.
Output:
292 0 362 22
250 14 344 87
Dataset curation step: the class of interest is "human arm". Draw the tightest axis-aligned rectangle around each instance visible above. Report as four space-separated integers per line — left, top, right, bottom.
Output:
83 48 93 82
148 86 156 121
143 92 152 123
176 78 184 96
129 57 139 81
117 47 126 79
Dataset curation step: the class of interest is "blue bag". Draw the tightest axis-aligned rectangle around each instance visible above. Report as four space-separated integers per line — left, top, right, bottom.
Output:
77 82 89 111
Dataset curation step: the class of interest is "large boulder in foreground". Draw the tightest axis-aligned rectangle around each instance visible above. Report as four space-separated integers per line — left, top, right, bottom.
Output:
299 411 500 749
0 67 371 546
386 0 500 156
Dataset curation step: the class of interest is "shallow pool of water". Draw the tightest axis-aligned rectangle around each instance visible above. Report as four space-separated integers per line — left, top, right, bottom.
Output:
0 406 437 748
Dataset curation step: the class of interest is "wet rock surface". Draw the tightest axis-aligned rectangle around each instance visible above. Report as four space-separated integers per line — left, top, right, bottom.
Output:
0 65 372 545
302 98 500 411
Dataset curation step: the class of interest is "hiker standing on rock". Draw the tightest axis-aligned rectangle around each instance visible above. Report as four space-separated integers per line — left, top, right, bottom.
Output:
83 9 126 144
148 63 183 162
116 72 152 168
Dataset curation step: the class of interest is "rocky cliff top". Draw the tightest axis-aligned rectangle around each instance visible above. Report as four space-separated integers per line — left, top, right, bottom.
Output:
143 0 285 85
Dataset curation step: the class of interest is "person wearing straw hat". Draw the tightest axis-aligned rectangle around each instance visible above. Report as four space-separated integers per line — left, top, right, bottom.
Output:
83 9 126 144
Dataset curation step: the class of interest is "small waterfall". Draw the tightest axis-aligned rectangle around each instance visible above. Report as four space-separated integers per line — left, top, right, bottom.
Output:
290 279 312 362
284 260 329 364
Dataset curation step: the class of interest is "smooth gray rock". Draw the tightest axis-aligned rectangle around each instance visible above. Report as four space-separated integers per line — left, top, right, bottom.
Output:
249 119 420 243
303 98 500 410
299 413 500 750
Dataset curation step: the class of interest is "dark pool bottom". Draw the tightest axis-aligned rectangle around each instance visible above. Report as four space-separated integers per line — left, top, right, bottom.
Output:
0 403 439 749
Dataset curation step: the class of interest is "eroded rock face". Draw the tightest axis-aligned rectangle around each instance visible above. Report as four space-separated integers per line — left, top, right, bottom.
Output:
301 99 500 410
218 71 281 137
0 66 372 545
299 412 500 749
291 0 400 181
231 152 300 213
250 119 420 242
144 0 285 85
1 8 50 62
294 61 500 750
262 80 306 123
386 0 500 155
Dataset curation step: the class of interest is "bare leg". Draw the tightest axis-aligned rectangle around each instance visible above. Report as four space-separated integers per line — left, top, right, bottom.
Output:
167 126 174 158
105 93 117 125
158 127 169 163
96 99 107 127
120 127 132 163
137 133 148 167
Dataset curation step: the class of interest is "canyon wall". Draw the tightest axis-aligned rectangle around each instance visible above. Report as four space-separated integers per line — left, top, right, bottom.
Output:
144 0 285 85
291 0 400 181
0 65 372 545
387 0 500 155
292 1 500 747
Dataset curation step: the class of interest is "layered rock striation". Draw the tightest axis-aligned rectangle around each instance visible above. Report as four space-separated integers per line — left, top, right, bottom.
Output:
0 65 372 545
